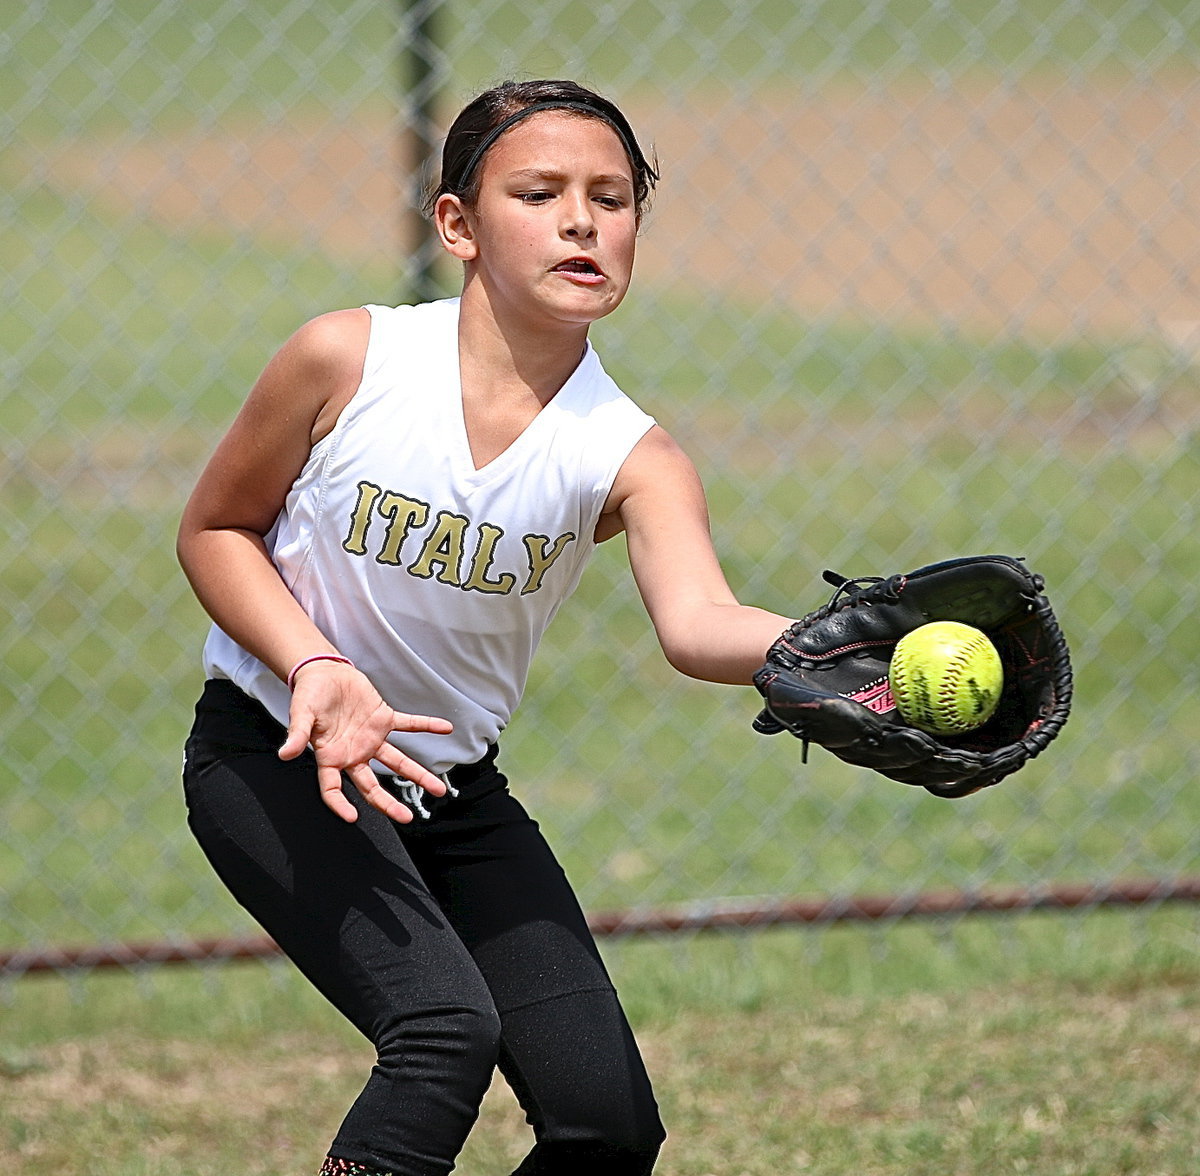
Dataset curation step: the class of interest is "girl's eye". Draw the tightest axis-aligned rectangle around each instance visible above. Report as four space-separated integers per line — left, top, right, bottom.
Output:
518 191 553 204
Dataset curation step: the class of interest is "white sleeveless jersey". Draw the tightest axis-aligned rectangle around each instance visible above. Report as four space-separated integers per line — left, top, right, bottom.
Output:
202 298 655 775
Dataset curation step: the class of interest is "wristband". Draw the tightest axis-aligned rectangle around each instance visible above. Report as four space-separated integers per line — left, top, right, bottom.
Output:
286 654 354 691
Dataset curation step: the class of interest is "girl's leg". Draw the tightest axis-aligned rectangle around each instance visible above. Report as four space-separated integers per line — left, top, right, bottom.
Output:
182 682 501 1176
402 771 666 1176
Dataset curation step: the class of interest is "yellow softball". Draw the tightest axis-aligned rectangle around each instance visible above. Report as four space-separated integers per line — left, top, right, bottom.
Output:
888 621 1003 735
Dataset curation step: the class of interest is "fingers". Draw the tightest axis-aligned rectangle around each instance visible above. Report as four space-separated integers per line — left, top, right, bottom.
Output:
358 710 454 798
278 726 311 762
319 763 418 825
381 712 454 795
317 762 363 822
371 728 449 798
311 715 454 823
348 765 418 823
281 679 454 821
396 710 454 736
315 753 444 824
278 703 315 762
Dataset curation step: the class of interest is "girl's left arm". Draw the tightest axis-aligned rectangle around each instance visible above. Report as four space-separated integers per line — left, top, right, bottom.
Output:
603 426 790 685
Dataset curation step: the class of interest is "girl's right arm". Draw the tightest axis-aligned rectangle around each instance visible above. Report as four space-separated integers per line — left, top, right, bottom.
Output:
177 309 451 823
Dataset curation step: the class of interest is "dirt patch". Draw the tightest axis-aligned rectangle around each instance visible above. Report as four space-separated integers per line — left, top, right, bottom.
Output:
632 78 1200 339
22 78 1200 338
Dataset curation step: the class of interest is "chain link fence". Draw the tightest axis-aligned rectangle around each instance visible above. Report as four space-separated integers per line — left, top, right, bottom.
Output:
3 0 1199 977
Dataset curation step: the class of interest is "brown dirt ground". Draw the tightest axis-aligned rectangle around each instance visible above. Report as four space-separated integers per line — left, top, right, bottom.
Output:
22 78 1200 340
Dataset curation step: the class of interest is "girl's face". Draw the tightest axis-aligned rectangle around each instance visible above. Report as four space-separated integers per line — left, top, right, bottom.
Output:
441 111 639 330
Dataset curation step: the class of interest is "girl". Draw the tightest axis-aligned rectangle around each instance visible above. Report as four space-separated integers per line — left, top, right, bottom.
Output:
178 78 791 1176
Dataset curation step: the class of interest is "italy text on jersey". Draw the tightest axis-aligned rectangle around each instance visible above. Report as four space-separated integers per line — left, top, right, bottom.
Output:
342 479 577 597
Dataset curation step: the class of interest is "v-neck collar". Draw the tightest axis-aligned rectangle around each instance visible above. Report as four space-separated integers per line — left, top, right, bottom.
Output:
444 304 596 485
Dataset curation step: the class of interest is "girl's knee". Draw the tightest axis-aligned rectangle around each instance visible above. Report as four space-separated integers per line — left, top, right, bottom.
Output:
375 994 502 1077
444 998 503 1069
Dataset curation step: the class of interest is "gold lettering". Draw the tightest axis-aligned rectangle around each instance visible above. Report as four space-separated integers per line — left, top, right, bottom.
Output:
409 510 469 585
376 493 430 566
342 481 383 556
463 523 517 595
347 482 572 598
521 532 576 595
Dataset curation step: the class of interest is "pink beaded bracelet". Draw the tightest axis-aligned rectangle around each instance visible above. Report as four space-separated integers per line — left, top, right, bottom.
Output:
286 654 354 691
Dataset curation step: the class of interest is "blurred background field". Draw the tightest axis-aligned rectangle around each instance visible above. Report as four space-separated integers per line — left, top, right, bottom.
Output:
3 1 1200 1171
4 914 1199 1174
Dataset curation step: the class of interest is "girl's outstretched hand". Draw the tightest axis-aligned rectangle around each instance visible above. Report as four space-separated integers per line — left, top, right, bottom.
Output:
279 659 454 823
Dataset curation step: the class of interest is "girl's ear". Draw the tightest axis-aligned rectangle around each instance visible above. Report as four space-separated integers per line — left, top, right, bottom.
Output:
434 194 478 261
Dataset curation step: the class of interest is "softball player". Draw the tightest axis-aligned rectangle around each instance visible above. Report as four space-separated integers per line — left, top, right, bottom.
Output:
178 78 791 1176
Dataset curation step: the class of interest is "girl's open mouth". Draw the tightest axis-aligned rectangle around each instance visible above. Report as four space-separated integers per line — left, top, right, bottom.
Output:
552 257 605 282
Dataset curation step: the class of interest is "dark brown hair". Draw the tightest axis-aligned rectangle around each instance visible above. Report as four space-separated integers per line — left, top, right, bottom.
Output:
424 79 659 217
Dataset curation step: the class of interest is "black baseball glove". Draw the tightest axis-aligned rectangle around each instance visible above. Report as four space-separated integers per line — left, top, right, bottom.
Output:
752 555 1073 798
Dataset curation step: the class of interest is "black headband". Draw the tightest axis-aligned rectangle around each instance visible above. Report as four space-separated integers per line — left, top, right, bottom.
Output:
454 100 654 193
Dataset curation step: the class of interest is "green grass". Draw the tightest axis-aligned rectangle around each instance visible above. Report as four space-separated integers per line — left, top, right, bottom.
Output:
0 2 398 137
3 908 1199 1174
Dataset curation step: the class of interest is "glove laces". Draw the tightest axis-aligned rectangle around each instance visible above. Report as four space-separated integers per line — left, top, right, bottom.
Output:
820 570 904 611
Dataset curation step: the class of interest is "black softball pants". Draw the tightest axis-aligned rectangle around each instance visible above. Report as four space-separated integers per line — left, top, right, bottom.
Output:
182 680 665 1176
